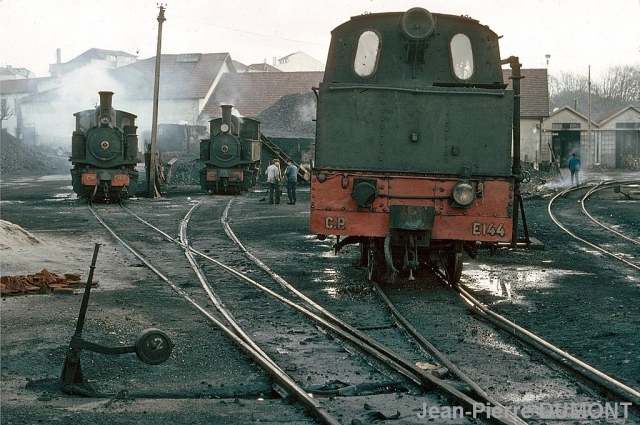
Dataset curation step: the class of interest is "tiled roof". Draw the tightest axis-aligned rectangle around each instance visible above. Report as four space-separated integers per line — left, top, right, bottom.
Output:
246 63 280 72
70 48 138 63
232 61 248 72
503 68 550 118
112 53 232 100
0 67 35 79
0 78 39 95
200 71 324 120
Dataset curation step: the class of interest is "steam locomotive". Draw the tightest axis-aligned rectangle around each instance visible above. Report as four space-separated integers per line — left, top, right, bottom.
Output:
310 8 527 285
198 105 261 194
70 91 140 201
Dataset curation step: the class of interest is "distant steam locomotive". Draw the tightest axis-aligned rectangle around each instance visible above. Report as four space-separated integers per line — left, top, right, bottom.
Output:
198 105 261 194
310 8 528 285
70 91 140 201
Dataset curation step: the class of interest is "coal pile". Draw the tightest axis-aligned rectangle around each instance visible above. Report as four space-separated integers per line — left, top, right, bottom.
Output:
1 130 70 175
257 92 316 139
160 152 201 186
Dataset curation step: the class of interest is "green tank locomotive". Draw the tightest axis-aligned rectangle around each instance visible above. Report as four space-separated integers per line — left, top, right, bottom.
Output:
198 105 261 194
69 91 140 202
310 8 526 284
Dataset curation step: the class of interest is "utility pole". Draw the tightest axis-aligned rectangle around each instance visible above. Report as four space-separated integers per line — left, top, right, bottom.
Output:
148 4 166 198
588 65 592 166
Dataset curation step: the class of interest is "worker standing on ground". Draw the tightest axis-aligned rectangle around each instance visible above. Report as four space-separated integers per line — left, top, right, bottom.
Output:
568 153 581 187
284 159 298 205
265 159 282 204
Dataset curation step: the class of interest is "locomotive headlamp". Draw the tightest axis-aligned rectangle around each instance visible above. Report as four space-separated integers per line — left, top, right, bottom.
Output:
451 180 475 207
351 178 378 208
220 123 229 133
100 115 110 126
401 8 436 40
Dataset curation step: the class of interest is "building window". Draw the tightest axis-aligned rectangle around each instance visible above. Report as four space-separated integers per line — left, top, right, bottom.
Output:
616 122 639 129
552 123 581 129
354 30 380 77
450 34 474 80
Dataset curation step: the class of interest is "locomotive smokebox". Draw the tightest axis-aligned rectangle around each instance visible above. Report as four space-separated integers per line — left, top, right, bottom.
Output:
97 91 116 127
220 104 233 133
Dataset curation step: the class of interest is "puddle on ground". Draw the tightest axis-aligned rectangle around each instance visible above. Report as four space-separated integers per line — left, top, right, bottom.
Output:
317 268 338 285
463 264 590 300
45 192 76 202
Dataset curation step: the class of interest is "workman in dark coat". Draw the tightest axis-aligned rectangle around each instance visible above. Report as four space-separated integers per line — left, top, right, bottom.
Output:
568 153 581 187
284 159 298 205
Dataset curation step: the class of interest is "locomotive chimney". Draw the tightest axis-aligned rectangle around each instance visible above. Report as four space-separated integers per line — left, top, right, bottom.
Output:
221 104 233 132
97 91 116 126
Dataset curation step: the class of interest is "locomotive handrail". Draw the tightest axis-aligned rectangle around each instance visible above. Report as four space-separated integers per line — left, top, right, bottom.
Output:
378 193 450 200
326 84 507 96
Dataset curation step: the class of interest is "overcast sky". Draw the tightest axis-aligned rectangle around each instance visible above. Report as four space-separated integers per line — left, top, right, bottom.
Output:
1 0 639 80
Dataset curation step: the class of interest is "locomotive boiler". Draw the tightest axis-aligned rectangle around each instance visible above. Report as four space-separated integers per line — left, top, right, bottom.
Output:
310 8 527 285
70 91 140 201
198 104 261 194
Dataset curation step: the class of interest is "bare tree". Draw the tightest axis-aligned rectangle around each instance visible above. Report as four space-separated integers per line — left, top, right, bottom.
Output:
549 72 589 112
549 64 640 119
593 65 640 116
0 98 14 130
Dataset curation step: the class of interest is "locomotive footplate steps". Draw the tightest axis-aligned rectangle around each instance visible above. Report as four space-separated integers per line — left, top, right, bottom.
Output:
60 244 173 396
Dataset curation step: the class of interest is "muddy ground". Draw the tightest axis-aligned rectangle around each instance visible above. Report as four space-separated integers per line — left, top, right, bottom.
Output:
1 167 638 424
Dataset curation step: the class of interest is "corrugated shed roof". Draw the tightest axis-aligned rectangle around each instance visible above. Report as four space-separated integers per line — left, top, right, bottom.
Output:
200 71 324 119
503 68 550 118
112 53 232 100
596 106 640 125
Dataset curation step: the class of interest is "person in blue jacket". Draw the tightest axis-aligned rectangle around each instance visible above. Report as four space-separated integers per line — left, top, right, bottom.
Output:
568 153 581 187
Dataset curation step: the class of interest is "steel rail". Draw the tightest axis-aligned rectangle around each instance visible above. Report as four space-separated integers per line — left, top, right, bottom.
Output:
453 282 640 407
117 199 522 424
548 181 640 271
581 180 640 246
90 204 341 425
122 204 492 418
219 199 524 425
368 280 526 425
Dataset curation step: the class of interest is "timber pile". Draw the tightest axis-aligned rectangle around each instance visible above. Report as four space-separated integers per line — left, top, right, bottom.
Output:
0 269 98 296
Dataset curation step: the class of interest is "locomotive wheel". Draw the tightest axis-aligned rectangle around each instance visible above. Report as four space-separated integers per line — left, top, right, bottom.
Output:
359 242 368 267
444 251 463 286
365 245 384 283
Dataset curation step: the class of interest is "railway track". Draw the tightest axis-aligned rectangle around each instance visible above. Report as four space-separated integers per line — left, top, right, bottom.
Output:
548 179 640 271
89 197 541 424
223 195 640 423
79 184 639 424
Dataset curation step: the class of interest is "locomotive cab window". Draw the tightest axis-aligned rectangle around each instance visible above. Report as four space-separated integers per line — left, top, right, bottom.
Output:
354 30 380 77
450 34 474 80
